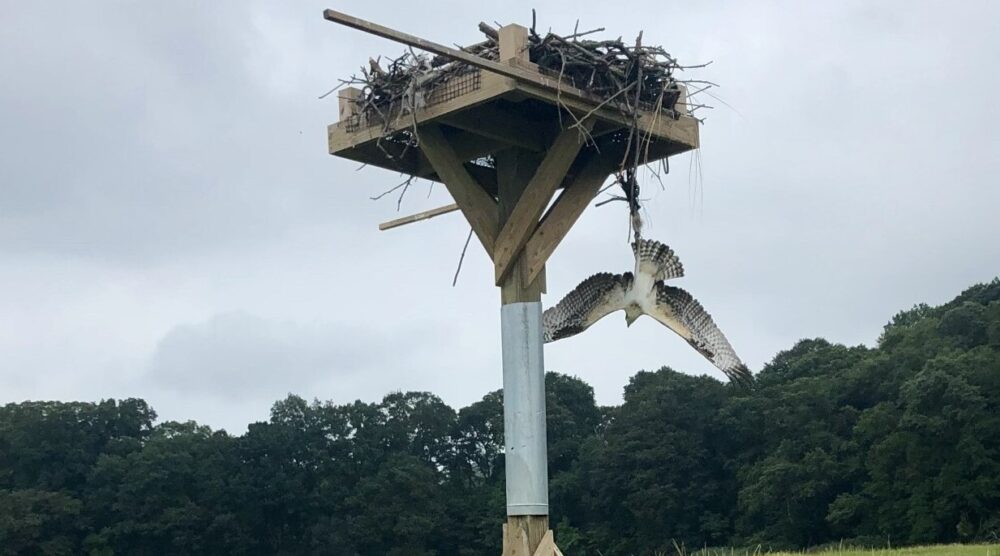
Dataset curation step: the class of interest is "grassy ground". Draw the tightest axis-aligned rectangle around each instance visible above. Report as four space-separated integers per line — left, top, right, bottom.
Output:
692 545 1000 556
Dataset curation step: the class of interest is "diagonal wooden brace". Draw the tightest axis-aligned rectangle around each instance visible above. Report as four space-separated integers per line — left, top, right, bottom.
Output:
418 124 500 257
493 120 595 285
521 153 616 285
502 526 564 556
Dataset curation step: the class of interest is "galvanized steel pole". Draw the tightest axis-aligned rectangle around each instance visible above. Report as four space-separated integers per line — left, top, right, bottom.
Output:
501 302 549 516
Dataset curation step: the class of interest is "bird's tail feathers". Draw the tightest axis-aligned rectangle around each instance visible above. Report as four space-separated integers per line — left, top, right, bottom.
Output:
632 239 684 281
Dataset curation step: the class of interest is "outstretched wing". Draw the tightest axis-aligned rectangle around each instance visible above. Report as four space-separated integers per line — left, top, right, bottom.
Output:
646 283 753 386
543 272 632 343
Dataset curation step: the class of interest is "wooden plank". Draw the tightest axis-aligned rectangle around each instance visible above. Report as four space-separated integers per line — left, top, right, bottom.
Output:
675 83 690 116
323 10 627 112
522 152 616 285
531 531 559 556
504 526 531 556
378 203 458 231
498 24 530 63
493 120 594 285
418 124 499 256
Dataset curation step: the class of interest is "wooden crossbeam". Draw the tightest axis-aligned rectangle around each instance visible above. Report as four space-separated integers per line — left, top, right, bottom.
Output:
418 124 499 256
493 121 594 285
521 153 617 285
378 203 458 231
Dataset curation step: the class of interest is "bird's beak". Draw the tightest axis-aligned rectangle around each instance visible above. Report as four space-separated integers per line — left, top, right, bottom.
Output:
625 315 637 327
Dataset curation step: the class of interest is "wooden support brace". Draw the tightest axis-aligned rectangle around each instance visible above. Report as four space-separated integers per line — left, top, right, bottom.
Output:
521 153 617 285
418 124 499 256
493 120 595 285
502 524 563 556
378 203 458 231
532 531 564 556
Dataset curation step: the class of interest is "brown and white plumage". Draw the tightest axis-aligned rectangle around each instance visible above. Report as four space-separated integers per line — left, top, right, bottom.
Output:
543 239 753 387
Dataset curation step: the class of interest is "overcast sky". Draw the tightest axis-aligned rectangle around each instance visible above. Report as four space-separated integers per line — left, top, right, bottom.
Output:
2 1 998 433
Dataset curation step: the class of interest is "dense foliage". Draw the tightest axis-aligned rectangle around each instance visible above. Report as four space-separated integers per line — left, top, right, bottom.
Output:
2 279 999 555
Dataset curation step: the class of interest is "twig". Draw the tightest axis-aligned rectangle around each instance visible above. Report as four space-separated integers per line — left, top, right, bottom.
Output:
569 81 636 128
370 176 415 201
395 176 412 210
564 27 605 40
452 227 474 287
595 195 628 208
478 22 499 40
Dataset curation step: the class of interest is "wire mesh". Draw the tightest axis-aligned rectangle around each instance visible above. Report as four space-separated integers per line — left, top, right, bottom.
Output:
424 69 481 108
343 69 482 134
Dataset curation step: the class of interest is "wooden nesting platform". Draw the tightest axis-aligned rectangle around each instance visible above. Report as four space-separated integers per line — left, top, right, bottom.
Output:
330 70 698 192
326 13 700 191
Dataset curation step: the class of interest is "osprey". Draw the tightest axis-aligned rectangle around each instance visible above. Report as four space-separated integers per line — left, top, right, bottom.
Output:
543 239 753 387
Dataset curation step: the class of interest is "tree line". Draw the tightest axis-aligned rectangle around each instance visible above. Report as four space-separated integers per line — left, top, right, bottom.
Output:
2 279 999 555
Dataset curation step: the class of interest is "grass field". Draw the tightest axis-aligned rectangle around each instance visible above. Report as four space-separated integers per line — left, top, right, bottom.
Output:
691 545 1000 556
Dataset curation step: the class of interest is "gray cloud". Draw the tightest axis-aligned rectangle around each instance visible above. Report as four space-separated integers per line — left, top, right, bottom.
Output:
147 312 387 397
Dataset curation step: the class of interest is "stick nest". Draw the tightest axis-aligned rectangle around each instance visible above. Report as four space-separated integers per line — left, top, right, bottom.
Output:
335 20 699 135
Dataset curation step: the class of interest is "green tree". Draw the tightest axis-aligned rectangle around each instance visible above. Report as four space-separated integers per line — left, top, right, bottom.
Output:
573 369 734 554
0 489 83 556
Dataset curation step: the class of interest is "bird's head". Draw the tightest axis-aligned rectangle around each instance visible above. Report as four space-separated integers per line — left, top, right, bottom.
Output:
624 305 642 327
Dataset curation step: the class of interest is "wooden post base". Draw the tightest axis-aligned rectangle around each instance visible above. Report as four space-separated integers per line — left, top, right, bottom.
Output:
502 521 564 556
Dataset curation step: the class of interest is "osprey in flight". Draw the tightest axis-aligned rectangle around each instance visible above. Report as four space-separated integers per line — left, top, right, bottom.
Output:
543 239 753 387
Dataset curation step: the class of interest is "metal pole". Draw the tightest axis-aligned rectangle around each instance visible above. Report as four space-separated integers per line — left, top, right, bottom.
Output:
501 301 548 516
